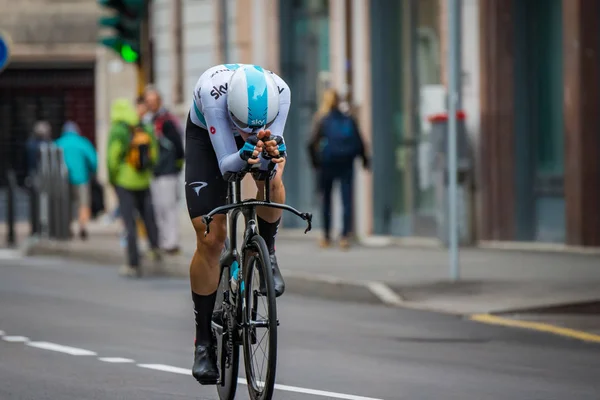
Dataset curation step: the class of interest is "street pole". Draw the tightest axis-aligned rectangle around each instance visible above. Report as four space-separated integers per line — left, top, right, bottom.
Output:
136 62 145 96
447 0 460 281
137 3 151 97
219 0 229 62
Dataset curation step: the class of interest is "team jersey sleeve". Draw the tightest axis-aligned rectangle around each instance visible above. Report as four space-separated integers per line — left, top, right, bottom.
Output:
189 78 206 128
256 72 291 170
265 72 291 139
200 83 247 174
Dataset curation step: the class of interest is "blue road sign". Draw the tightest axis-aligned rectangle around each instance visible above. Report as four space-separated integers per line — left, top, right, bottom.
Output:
0 31 12 73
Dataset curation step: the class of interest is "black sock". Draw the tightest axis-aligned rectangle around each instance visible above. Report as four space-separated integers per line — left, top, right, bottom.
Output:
192 291 217 346
258 216 280 254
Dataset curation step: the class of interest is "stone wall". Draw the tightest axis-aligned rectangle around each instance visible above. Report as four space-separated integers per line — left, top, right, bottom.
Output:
0 0 101 62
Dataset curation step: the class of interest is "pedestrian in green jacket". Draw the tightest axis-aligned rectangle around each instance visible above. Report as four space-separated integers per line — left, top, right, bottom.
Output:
106 98 161 278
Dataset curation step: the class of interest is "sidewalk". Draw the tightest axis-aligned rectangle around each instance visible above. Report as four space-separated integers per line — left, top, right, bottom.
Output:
21 217 600 317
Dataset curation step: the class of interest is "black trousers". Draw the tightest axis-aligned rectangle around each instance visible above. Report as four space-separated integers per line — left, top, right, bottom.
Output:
320 161 354 239
114 186 159 267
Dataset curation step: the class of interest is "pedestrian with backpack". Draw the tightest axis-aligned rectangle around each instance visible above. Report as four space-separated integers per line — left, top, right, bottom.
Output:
144 88 185 255
308 88 370 250
106 98 161 277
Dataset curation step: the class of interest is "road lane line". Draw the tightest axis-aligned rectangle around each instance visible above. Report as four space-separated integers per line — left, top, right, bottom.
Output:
137 364 191 375
470 314 600 344
99 357 135 363
236 377 384 400
2 336 29 342
26 341 97 356
137 363 383 400
3 330 384 400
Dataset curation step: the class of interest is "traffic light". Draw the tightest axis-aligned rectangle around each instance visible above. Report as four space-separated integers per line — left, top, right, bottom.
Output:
98 0 146 63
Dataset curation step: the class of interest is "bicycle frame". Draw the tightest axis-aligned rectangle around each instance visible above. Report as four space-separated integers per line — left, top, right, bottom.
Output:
202 163 312 240
204 161 312 313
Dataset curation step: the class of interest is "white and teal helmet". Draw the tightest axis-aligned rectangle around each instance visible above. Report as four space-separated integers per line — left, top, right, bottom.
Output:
227 65 280 133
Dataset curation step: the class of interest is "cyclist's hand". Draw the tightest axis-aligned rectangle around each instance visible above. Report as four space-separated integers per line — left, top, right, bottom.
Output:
239 135 264 164
259 129 286 163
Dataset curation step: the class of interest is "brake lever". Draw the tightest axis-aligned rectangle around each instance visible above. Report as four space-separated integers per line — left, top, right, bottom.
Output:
202 215 213 237
302 212 313 234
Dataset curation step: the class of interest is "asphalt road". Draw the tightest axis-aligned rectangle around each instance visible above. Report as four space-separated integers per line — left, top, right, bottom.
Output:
1 256 599 400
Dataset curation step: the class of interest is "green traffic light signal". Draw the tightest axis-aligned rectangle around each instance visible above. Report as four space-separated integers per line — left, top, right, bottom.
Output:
99 37 139 63
120 43 139 63
97 0 146 63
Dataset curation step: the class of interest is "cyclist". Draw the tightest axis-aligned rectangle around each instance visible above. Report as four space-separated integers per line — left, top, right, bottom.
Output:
185 63 289 385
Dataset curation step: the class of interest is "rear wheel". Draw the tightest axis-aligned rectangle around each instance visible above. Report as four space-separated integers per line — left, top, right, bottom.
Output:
213 246 240 400
242 235 278 400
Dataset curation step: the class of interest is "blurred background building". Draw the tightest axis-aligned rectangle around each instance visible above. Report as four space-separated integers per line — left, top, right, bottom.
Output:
1 0 598 248
0 0 99 187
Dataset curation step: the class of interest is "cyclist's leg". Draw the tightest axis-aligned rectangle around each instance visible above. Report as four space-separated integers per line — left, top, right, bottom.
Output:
254 160 286 296
184 113 228 384
255 159 285 248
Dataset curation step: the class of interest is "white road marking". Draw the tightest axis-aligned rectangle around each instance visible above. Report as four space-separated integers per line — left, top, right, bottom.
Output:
26 341 97 356
367 281 403 307
4 333 384 400
137 364 191 375
135 364 383 399
236 378 384 400
2 336 29 342
99 357 135 363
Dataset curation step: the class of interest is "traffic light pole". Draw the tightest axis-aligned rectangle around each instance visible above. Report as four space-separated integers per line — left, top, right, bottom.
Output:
136 2 151 96
136 61 146 96
98 0 146 88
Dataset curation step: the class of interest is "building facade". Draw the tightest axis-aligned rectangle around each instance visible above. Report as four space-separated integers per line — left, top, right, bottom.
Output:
478 0 600 247
0 0 100 188
149 0 600 248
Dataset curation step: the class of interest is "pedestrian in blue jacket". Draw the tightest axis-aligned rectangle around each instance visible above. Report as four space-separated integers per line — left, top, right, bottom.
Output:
55 121 98 240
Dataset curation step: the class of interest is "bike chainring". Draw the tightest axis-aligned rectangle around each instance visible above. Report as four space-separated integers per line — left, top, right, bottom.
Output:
223 304 235 369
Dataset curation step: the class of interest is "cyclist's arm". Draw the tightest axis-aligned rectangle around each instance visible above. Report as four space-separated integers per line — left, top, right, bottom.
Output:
257 75 291 169
264 75 290 139
202 105 248 174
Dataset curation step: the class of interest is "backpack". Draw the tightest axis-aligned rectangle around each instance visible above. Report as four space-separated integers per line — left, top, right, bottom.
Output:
319 112 362 161
125 124 153 171
154 111 182 138
153 111 183 174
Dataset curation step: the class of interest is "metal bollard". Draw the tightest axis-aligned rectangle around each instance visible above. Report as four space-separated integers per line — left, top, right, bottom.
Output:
47 145 56 239
28 173 41 236
49 146 62 239
57 148 71 240
5 169 16 247
38 144 50 239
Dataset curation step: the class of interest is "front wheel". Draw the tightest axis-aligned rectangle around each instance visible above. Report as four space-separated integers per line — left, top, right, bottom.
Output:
213 254 240 400
242 235 278 400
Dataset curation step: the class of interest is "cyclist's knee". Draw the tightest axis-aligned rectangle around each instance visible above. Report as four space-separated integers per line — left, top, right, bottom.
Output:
191 215 227 258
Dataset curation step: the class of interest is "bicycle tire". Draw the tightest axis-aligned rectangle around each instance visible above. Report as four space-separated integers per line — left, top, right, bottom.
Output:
242 234 278 400
214 248 240 400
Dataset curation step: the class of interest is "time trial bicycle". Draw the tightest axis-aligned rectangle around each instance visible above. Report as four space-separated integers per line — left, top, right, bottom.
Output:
202 162 312 400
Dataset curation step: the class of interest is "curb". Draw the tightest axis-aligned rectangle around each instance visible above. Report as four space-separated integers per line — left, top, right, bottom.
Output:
25 240 404 308
17 241 600 346
24 241 600 317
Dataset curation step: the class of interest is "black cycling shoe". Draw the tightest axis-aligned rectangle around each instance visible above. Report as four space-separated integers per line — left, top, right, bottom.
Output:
259 254 285 297
192 343 219 385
